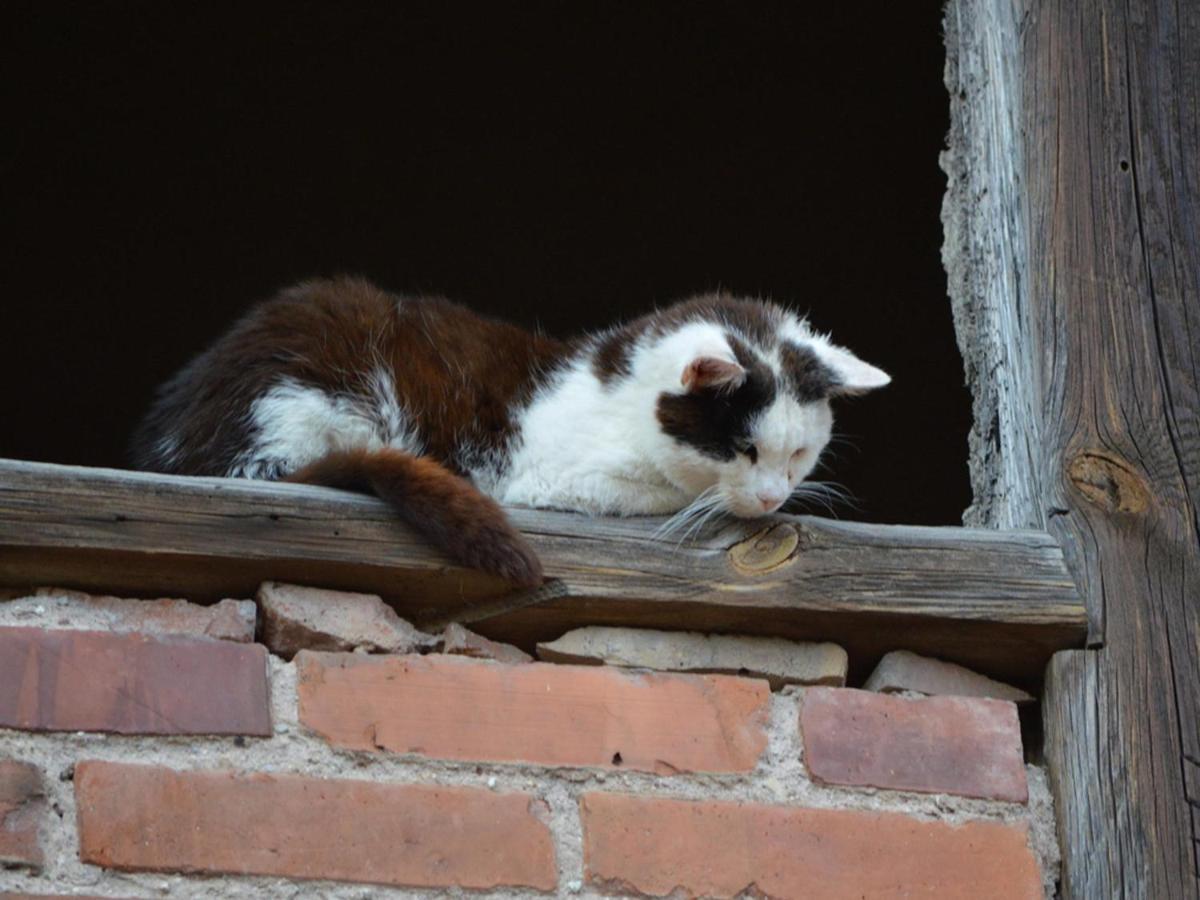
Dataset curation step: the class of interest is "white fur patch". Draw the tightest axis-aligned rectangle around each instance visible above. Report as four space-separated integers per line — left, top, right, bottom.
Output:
153 433 181 470
495 311 835 519
228 372 420 478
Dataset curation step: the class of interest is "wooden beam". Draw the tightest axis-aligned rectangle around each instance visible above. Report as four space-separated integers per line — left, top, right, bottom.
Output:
944 0 1200 894
0 459 1084 685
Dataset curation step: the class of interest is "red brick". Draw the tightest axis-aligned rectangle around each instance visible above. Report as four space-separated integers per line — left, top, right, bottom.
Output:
0 759 45 870
75 761 556 892
581 793 1042 899
800 687 1027 801
0 627 270 736
298 652 768 773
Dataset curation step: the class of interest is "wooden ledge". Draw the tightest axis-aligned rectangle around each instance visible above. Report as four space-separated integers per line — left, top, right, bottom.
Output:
0 459 1086 685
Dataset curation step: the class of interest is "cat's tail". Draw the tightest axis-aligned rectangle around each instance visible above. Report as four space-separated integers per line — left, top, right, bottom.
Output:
285 448 544 588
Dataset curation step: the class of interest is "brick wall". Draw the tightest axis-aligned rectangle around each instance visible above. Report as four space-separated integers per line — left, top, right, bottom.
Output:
0 590 1059 899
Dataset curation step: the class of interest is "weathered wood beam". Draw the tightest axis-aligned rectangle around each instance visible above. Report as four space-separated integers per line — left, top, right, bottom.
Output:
0 459 1084 685
944 0 1200 894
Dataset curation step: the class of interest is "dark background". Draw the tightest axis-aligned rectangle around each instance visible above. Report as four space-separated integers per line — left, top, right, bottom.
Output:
2 2 971 525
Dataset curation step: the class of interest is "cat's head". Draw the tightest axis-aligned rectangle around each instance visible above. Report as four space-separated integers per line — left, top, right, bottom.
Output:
596 295 890 518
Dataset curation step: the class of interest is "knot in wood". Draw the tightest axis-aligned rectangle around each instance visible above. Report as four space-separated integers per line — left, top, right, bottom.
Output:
1066 452 1150 515
728 523 800 575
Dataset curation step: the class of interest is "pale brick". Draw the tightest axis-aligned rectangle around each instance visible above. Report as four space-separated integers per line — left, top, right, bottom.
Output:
257 581 433 658
441 622 532 663
865 649 1034 703
537 625 846 688
298 652 768 773
13 588 256 642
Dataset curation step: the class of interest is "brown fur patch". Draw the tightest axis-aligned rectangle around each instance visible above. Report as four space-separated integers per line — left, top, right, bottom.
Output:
780 342 839 401
131 277 569 476
287 448 543 586
590 292 786 385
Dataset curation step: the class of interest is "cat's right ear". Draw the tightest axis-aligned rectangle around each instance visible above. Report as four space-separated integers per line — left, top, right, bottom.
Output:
682 356 746 393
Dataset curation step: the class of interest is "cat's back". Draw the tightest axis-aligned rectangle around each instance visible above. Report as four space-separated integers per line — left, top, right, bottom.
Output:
131 276 562 478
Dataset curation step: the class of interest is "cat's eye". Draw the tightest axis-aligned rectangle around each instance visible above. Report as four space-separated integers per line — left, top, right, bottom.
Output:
791 447 809 459
739 443 759 464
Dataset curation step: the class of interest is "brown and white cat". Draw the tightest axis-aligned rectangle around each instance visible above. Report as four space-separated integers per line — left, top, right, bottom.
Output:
132 277 889 586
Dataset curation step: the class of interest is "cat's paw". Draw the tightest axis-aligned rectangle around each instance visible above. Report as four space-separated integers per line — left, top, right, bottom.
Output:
460 525 544 588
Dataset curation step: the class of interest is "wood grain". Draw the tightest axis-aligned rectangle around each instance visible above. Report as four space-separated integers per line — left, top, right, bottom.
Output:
944 0 1200 894
0 459 1084 685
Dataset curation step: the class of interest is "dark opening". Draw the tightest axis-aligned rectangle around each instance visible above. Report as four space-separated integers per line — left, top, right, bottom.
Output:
3 2 969 525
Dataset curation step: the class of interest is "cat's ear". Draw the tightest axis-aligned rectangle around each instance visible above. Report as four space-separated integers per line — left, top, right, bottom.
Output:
817 343 891 396
682 356 746 393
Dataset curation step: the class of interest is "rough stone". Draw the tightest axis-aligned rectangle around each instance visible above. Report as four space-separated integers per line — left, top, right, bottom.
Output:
0 759 45 870
1 588 256 642
440 623 532 663
298 652 769 773
536 626 847 689
801 687 1028 802
582 792 1043 899
75 761 558 892
256 581 434 659
865 649 1035 703
0 627 271 737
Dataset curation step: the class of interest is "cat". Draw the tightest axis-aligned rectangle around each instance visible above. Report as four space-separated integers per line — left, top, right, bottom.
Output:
131 276 890 587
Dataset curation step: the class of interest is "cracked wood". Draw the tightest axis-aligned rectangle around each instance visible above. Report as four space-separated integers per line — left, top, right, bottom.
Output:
944 0 1200 894
0 458 1083 685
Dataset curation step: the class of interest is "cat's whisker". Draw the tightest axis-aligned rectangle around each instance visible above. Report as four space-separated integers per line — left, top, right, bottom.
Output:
655 486 726 543
652 488 714 541
654 486 727 545
788 479 861 517
684 500 729 544
675 501 726 548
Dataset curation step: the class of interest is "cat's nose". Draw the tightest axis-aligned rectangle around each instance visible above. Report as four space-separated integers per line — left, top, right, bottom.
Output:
757 491 786 512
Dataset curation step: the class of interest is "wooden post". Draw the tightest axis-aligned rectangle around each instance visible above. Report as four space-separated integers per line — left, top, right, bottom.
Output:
944 0 1200 895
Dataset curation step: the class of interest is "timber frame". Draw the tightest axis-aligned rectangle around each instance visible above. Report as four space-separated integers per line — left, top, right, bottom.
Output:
0 2 1195 895
944 0 1199 896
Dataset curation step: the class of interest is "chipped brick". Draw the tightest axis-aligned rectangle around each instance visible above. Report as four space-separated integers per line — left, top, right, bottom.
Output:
537 625 846 689
440 623 532 663
0 759 45 870
864 649 1034 703
20 588 256 642
257 581 433 658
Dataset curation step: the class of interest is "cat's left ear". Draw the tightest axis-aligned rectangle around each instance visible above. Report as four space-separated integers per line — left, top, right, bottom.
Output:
817 343 891 396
